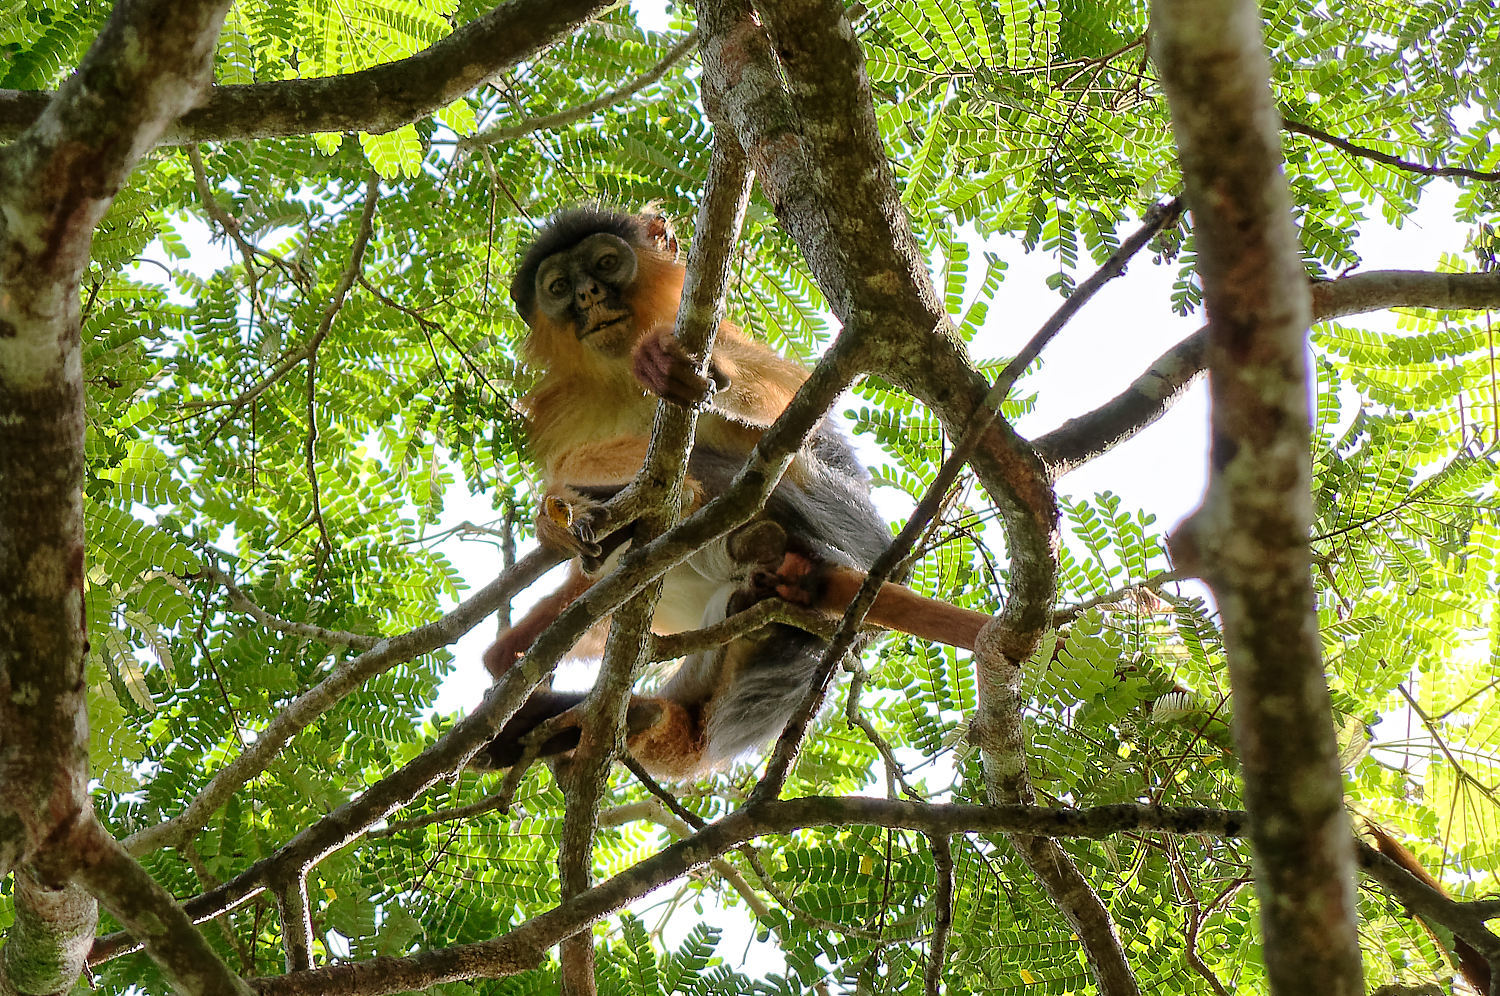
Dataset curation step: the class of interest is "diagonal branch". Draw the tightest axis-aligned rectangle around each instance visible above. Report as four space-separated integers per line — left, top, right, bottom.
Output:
0 0 612 145
45 815 252 996
1034 269 1500 477
550 138 753 994
121 546 563 857
192 564 381 650
992 197 1184 399
1357 841 1500 988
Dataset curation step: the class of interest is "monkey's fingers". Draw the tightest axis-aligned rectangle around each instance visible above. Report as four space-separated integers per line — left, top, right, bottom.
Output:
537 496 605 561
578 524 632 574
632 327 715 407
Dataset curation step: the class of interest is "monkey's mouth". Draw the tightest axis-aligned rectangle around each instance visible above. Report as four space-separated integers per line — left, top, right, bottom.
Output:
579 312 630 340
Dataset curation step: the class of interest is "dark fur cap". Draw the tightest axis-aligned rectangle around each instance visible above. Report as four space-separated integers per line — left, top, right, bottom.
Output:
509 205 676 320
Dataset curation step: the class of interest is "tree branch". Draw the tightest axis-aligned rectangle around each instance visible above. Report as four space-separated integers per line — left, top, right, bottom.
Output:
1034 269 1500 477
0 0 612 145
1357 842 1500 988
649 598 837 658
269 871 314 974
924 834 954 996
191 563 381 650
1154 0 1364 992
465 29 698 146
240 799 1248 995
972 628 1141 996
2 872 96 995
1284 118 1500 183
122 545 563 857
49 814 251 995
0 0 230 992
992 197 1184 399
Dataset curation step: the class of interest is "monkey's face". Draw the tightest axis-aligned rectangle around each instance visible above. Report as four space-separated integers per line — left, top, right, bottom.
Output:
533 233 642 356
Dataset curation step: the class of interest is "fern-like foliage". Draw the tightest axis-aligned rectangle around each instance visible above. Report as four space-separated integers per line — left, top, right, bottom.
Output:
7 0 1494 992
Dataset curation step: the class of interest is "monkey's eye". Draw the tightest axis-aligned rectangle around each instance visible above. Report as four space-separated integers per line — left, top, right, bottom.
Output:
546 277 569 298
596 252 617 272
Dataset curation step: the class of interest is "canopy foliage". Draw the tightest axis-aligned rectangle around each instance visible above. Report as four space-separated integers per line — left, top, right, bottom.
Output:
0 0 1497 993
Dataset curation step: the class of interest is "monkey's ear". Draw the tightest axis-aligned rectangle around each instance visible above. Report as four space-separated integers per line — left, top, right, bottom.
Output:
640 208 679 259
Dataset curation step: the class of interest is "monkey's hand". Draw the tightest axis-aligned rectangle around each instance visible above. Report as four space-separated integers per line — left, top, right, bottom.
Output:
752 549 824 606
631 326 726 407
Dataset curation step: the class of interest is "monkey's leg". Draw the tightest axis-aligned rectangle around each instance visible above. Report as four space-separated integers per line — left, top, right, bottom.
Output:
482 564 594 679
771 553 994 652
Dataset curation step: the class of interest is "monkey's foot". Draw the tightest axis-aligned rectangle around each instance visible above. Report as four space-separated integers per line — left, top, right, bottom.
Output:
474 693 672 771
537 492 611 563
726 519 787 567
482 630 529 680
744 550 823 607
632 326 717 407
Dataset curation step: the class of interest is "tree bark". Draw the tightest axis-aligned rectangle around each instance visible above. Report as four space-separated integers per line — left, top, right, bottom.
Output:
1154 1 1365 994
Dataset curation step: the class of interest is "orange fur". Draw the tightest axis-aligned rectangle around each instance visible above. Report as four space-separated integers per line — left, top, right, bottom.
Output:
479 207 994 780
809 562 992 651
625 699 707 780
1366 824 1491 994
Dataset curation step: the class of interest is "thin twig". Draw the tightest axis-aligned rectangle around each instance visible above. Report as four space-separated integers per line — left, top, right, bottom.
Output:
649 599 837 659
1052 568 1186 627
355 275 515 412
184 172 382 423
925 834 954 996
1284 118 1500 183
991 197 1184 399
186 145 268 325
190 563 380 650
844 658 922 800
370 792 513 838
464 30 698 147
304 349 332 558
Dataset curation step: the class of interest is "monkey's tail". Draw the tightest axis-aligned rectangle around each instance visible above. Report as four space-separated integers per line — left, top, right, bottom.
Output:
1365 821 1491 995
811 563 993 651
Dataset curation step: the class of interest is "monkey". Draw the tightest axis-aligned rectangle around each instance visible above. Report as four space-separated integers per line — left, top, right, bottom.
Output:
473 205 992 780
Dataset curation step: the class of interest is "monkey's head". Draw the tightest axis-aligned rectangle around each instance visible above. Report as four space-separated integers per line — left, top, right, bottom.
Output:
510 206 684 363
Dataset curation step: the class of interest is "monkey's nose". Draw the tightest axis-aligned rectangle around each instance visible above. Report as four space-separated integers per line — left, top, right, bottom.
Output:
576 279 604 307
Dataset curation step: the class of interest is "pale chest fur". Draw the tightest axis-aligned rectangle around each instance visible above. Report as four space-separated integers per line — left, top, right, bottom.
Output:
530 374 655 474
